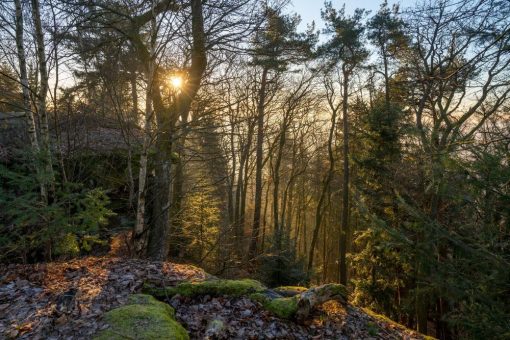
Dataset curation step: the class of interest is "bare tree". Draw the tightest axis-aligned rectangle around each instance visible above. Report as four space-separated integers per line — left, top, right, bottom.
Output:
31 0 55 194
308 76 340 274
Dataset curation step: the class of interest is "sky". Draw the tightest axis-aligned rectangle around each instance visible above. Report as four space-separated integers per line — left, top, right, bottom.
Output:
290 0 417 30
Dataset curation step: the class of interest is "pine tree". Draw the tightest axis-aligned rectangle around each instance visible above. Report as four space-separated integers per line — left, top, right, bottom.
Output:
248 5 316 260
318 2 368 285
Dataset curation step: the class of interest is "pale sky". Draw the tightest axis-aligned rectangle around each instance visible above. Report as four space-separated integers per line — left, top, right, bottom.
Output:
290 0 417 30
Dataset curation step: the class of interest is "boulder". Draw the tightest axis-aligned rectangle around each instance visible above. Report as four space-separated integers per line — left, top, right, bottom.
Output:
94 294 189 340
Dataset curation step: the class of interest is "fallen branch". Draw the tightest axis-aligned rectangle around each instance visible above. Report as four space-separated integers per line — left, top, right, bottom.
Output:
144 279 347 322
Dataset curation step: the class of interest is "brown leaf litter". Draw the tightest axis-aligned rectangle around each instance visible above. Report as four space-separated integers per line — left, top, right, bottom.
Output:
0 254 428 340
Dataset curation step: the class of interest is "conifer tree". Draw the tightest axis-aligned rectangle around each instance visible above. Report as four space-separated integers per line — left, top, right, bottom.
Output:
316 2 368 285
248 5 316 259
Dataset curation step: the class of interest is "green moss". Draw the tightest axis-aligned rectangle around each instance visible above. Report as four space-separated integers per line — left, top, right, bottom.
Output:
127 293 156 305
423 336 437 340
273 286 308 296
144 279 266 299
126 294 176 318
367 321 379 336
249 293 299 319
94 294 188 340
265 297 299 319
362 308 437 339
248 292 271 305
324 284 348 300
362 307 402 327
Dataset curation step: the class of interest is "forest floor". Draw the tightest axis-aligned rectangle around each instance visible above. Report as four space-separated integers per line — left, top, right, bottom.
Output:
0 239 429 339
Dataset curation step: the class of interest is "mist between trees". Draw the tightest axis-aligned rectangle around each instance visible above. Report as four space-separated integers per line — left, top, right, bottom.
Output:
0 0 509 338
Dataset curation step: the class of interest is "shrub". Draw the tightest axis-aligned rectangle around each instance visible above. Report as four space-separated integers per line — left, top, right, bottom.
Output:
0 151 114 262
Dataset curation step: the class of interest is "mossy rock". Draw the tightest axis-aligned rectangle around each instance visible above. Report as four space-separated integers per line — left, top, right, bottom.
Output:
273 286 308 297
265 297 300 319
94 294 188 340
328 284 348 300
249 292 299 319
248 292 271 305
253 283 348 321
144 279 266 299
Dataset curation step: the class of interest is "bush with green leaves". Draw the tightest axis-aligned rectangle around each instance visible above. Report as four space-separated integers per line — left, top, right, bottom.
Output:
0 152 114 263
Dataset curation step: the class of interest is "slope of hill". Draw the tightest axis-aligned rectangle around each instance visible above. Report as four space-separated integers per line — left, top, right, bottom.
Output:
0 253 431 340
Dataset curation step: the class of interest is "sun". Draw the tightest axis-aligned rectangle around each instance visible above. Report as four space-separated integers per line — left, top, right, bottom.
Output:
169 75 184 89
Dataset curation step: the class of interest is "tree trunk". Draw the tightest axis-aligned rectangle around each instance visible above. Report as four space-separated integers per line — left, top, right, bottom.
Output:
272 119 287 251
261 179 271 253
31 0 54 196
14 0 46 200
235 118 254 252
133 5 157 256
127 70 138 207
248 67 269 260
307 96 338 274
382 46 390 106
168 119 187 258
339 68 350 286
133 72 153 256
145 0 207 260
228 114 236 228
295 284 347 323
148 140 173 261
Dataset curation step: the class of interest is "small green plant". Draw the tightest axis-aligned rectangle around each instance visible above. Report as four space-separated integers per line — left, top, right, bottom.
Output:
367 321 379 336
0 151 114 262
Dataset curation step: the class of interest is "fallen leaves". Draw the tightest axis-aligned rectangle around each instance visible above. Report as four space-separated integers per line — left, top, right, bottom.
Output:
0 256 206 339
0 255 427 339
168 293 424 339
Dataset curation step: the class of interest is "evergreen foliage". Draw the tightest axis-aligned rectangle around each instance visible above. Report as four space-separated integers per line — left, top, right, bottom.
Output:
0 150 114 262
0 0 508 338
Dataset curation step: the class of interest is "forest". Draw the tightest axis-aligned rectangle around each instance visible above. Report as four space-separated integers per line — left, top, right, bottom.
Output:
0 0 509 339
